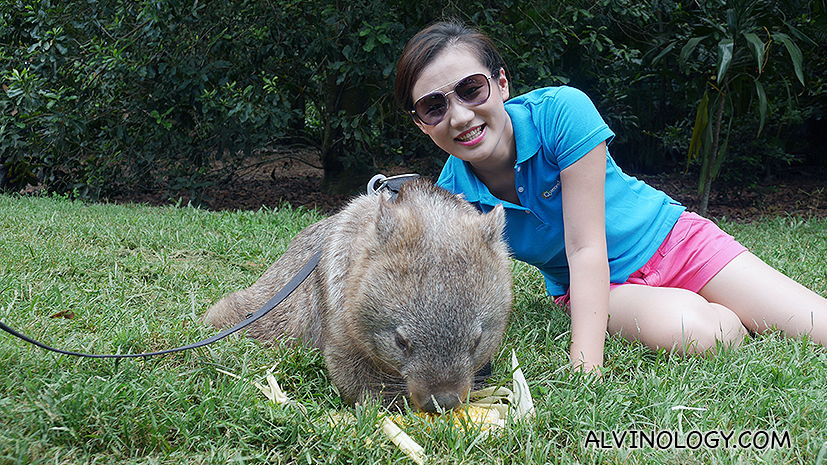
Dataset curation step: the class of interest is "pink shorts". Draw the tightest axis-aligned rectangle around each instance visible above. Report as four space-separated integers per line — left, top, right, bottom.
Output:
554 211 747 306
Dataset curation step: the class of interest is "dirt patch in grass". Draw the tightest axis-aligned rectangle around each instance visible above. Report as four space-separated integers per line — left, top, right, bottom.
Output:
109 147 827 221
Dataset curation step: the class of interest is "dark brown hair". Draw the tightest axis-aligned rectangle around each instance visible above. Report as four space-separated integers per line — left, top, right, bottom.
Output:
394 20 506 114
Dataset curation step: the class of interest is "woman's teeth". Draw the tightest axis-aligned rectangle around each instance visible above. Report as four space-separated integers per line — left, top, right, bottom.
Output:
457 126 483 142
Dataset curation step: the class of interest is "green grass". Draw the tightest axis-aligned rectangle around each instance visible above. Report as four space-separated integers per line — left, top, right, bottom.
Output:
1 193 826 464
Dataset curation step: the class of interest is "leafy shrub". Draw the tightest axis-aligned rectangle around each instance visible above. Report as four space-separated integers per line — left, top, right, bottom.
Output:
2 0 825 202
1 0 296 199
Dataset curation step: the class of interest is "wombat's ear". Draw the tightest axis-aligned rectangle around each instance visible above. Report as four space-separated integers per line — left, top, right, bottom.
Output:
481 204 506 244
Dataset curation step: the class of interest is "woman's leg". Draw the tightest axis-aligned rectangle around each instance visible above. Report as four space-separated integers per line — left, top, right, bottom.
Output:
699 251 827 345
607 284 747 355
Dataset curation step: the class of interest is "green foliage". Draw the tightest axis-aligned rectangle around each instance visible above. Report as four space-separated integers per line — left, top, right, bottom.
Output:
667 0 811 214
2 1 826 202
1 0 297 200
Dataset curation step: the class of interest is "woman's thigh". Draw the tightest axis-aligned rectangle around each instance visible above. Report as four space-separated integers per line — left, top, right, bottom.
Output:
699 251 827 344
608 284 746 355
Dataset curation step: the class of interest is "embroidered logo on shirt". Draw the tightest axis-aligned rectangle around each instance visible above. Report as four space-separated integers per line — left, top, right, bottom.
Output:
542 181 561 199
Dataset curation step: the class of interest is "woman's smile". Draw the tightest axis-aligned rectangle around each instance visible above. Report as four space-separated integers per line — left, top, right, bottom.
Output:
456 124 486 145
411 47 513 167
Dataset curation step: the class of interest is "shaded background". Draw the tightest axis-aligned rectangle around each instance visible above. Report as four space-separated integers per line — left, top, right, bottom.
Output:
3 0 826 215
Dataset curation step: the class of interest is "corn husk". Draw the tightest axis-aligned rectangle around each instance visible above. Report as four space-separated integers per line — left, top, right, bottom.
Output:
252 372 307 415
245 351 534 463
402 387 512 433
381 416 426 464
511 349 535 420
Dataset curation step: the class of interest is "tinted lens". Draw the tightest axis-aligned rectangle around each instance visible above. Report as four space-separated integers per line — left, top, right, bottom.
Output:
412 73 493 125
414 93 448 125
454 74 490 105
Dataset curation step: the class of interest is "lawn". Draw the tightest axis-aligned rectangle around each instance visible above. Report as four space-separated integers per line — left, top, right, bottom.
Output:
1 193 826 464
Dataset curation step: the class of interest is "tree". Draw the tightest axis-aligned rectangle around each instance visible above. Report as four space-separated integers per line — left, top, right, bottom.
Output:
673 0 806 215
3 0 824 203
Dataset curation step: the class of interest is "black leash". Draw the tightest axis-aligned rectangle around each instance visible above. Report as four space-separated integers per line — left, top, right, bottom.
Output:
0 250 321 358
0 172 420 359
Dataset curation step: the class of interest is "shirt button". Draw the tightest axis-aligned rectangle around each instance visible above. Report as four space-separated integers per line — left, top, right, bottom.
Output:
517 187 524 193
516 166 521 172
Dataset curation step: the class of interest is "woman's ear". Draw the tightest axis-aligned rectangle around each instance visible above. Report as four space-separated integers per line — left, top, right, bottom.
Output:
496 68 509 101
414 117 429 134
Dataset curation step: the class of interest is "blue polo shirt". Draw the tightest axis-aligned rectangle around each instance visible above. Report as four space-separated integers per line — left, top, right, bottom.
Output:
437 86 685 296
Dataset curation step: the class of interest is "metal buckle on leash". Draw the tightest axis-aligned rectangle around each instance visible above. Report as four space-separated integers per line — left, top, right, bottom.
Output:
367 173 420 202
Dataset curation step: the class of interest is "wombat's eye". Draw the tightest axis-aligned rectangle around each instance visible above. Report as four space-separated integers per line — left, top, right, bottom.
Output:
472 334 482 354
394 330 409 353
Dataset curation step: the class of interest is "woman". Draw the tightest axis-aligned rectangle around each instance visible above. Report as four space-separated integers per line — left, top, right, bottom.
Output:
394 20 827 373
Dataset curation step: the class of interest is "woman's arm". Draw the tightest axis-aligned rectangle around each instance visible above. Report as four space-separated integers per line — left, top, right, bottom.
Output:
560 141 610 373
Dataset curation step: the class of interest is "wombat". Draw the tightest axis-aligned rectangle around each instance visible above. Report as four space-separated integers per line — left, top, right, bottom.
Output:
203 179 512 412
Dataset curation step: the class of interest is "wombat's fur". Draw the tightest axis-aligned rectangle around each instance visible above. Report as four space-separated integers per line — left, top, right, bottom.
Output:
204 179 512 412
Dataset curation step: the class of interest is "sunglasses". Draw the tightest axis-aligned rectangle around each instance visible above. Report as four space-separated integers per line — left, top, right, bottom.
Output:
411 72 498 126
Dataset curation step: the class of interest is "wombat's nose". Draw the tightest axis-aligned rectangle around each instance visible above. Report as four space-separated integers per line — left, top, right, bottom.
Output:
417 392 462 413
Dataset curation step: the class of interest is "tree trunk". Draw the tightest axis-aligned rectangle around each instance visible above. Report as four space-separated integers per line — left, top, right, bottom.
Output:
699 87 728 217
698 171 712 217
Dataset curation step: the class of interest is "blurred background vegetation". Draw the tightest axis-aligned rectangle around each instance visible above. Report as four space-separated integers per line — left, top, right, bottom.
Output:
2 0 826 213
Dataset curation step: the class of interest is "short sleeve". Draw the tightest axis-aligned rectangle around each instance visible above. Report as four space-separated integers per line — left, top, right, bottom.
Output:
538 87 615 170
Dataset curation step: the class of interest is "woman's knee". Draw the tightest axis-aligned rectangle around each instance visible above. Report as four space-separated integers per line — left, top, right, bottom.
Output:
609 285 746 355
679 302 746 355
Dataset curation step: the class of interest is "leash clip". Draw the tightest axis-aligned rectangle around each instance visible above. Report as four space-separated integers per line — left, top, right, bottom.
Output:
367 173 420 202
